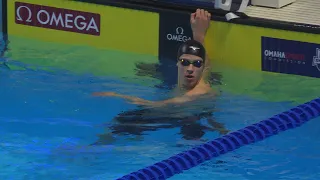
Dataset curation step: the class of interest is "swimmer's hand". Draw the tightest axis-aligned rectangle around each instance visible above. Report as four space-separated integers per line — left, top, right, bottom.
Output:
190 9 211 43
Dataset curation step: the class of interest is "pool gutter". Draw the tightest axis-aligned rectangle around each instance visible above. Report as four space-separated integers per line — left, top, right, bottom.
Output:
74 0 320 35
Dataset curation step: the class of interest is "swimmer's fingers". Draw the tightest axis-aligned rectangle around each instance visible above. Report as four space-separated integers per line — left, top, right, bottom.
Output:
200 9 206 18
190 12 196 23
201 10 210 20
195 9 211 20
92 92 117 97
191 12 196 19
92 92 107 96
206 11 211 20
196 8 201 19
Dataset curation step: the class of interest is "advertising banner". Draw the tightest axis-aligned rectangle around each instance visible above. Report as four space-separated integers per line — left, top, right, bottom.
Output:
8 0 159 56
15 2 101 36
158 11 193 61
262 36 320 78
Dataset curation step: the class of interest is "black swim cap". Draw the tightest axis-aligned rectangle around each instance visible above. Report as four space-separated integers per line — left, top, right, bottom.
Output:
177 40 206 61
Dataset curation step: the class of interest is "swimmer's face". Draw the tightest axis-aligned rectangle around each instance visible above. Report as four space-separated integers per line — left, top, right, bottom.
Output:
177 54 205 89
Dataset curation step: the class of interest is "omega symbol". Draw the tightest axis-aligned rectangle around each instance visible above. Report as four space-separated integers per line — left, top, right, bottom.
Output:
176 27 184 35
16 5 32 22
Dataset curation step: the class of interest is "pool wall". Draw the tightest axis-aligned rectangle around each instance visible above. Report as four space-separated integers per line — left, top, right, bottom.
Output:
2 0 320 100
0 0 2 33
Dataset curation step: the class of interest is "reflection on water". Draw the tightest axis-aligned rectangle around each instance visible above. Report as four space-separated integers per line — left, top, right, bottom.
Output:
92 94 230 145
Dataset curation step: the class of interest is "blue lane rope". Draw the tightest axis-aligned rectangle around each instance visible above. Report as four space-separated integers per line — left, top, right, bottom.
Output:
116 97 320 180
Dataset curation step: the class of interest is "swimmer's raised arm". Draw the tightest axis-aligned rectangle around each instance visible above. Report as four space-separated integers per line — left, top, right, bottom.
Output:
191 9 211 45
190 9 212 78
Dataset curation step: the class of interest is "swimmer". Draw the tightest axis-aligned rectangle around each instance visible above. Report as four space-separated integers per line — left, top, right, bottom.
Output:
92 9 213 106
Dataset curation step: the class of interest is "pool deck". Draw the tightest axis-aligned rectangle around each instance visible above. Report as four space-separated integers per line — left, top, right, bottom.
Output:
245 0 320 26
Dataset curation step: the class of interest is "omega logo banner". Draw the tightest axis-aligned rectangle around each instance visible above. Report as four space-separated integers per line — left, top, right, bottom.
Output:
15 2 101 36
159 11 193 61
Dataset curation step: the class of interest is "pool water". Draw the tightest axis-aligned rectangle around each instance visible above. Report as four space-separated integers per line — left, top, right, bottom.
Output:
1 36 320 180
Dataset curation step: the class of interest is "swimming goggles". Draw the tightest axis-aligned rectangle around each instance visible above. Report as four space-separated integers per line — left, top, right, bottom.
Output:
179 59 203 68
